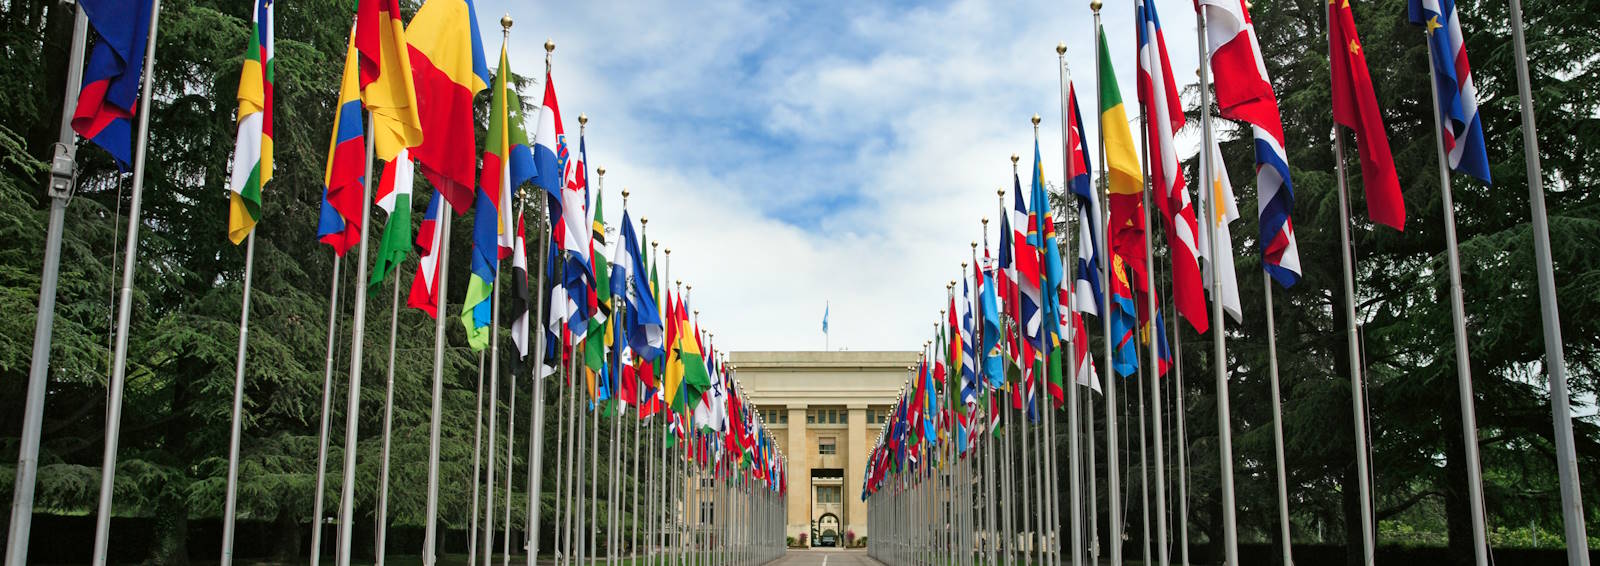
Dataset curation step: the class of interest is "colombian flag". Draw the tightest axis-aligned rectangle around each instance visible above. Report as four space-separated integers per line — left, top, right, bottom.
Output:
406 0 490 213
227 0 273 244
72 0 156 171
317 29 366 256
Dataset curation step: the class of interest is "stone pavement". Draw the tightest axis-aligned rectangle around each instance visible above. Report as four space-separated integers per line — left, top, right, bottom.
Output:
766 548 883 566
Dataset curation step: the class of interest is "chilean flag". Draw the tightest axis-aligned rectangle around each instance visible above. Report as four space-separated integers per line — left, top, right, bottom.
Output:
1410 0 1492 184
72 0 156 171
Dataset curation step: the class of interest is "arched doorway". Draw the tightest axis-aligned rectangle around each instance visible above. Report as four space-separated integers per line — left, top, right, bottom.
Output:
817 512 841 547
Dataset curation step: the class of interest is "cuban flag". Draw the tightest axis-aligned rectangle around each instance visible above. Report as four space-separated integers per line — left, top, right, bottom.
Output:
1410 0 1491 184
72 0 156 171
1199 0 1303 288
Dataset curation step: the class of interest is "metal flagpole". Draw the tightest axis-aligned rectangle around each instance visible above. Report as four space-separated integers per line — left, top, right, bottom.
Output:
590 357 603 563
609 293 625 566
90 3 162 563
334 103 379 566
1419 30 1490 566
526 189 550 566
631 362 643 562
553 344 569 565
1194 9 1238 564
310 255 343 566
1507 0 1588 560
422 199 455 566
220 234 259 566
6 8 89 564
1331 126 1376 566
1261 271 1293 566
470 354 486 566
504 349 517 566
1091 5 1122 564
1133 12 1168 557
1055 53 1087 566
484 254 504 566
1173 323 1189 566
1137 365 1150 566
378 265 403 566
562 330 579 565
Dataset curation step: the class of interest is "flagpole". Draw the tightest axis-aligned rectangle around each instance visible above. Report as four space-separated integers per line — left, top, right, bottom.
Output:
422 196 455 566
220 227 257 566
1192 9 1238 565
307 253 344 566
90 2 161 563
608 183 627 566
1132 1 1168 556
1507 0 1588 561
502 194 523 566
378 264 402 566
483 252 504 566
527 185 552 566
5 8 89 564
1261 270 1294 566
1332 123 1377 566
1054 52 1087 566
470 353 486 566
1090 6 1121 565
1416 30 1491 566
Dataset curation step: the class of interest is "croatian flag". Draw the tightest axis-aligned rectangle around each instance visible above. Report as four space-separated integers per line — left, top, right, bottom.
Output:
533 70 567 225
1410 0 1492 184
1199 0 1303 288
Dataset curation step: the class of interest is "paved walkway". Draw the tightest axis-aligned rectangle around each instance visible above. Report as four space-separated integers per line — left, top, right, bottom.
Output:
768 548 882 566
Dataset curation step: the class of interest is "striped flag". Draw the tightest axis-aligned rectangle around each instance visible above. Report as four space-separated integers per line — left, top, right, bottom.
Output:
1198 137 1244 322
369 150 414 285
227 0 273 244
1098 27 1148 290
355 0 422 161
405 0 490 212
461 43 519 351
1199 0 1302 288
1410 0 1492 183
317 29 364 256
72 0 156 171
407 195 444 317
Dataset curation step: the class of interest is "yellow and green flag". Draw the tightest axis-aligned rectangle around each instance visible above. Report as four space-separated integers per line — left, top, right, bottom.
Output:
227 0 274 244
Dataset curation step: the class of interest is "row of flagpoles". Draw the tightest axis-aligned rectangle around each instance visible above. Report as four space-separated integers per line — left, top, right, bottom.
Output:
4 0 795 565
859 0 1586 565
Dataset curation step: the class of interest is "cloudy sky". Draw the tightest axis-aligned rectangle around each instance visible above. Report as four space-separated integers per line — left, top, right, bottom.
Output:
475 0 1206 352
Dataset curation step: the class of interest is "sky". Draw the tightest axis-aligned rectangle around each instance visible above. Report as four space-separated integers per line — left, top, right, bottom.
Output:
475 0 1208 353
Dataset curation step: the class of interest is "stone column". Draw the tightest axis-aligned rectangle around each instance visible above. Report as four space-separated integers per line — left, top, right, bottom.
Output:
847 404 868 542
787 405 809 544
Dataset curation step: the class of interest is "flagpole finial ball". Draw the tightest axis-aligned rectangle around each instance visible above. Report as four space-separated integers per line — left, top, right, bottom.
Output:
1091 0 1103 12
578 113 588 125
970 241 977 249
997 187 1005 197
1056 42 1067 55
694 309 700 316
652 240 659 248
623 189 632 200
1244 0 1253 8
981 216 988 226
597 166 606 176
545 39 556 52
676 279 682 286
1011 154 1020 164
962 261 969 269
1031 114 1042 126
641 217 648 226
501 13 513 30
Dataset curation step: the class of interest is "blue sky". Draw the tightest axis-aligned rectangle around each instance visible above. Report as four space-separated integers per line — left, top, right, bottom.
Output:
476 0 1207 352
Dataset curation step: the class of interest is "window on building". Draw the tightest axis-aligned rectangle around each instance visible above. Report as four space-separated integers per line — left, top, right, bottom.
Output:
827 409 839 424
779 411 788 424
816 485 842 503
807 411 816 424
700 501 715 523
819 436 837 455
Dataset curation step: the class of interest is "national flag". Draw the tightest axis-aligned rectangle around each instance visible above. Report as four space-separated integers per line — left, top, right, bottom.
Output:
1098 27 1149 286
979 256 1004 390
1199 0 1303 288
1410 0 1492 183
584 190 613 376
1065 82 1103 317
1070 309 1101 393
1029 142 1067 406
370 150 415 286
317 31 365 256
354 0 422 160
1011 174 1041 344
226 0 273 244
460 43 521 351
957 278 978 411
822 302 830 334
1137 0 1208 335
1109 254 1140 377
510 214 532 360
667 293 712 413
405 0 490 213
1330 0 1405 230
1197 137 1243 322
559 133 592 339
407 194 444 317
72 0 156 171
532 70 568 224
617 211 665 361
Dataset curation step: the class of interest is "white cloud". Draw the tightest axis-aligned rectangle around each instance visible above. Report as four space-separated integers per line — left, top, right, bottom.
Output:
477 0 1207 352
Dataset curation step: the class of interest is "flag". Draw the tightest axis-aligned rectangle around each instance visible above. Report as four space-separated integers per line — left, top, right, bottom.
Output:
617 211 664 361
355 0 422 160
226 0 273 244
1011 175 1041 345
1029 142 1066 405
1109 255 1140 377
370 150 415 286
558 133 592 339
1410 0 1492 183
1199 0 1303 288
405 0 490 212
957 279 978 410
510 214 532 360
460 44 520 351
1330 0 1405 230
583 190 613 376
1137 0 1208 335
533 70 568 224
317 31 365 256
407 194 444 317
667 294 712 413
1197 137 1243 322
1098 27 1149 287
72 0 156 171
822 302 830 334
979 257 1004 390
1070 309 1101 393
1066 82 1102 317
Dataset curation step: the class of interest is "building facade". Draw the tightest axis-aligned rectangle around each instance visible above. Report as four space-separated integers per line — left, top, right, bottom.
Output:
729 350 918 547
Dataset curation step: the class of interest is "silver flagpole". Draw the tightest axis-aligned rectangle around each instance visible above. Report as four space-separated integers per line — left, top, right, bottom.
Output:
1133 5 1168 555
607 182 623 566
590 357 603 564
470 354 486 566
378 265 403 566
1137 365 1150 566
1091 5 1121 564
631 363 642 562
422 197 456 566
552 344 569 566
561 328 579 565
483 260 503 566
334 106 379 566
310 256 344 566
1194 8 1238 565
90 2 161 563
1055 51 1087 566
1173 323 1190 566
503 345 516 566
220 229 257 566
5 8 88 564
1507 0 1588 560
1261 271 1294 566
526 186 551 566
1420 29 1490 566
1326 6 1376 565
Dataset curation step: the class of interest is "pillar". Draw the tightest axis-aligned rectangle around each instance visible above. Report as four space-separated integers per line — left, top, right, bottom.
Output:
787 405 809 544
847 404 868 542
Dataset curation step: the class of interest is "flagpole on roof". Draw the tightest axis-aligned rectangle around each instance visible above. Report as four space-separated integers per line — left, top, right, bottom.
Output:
1326 3 1377 563
1507 0 1589 561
